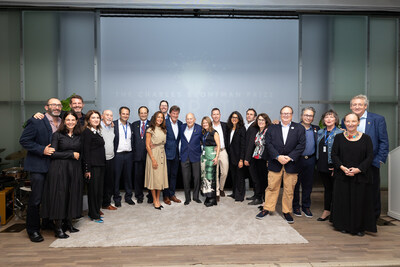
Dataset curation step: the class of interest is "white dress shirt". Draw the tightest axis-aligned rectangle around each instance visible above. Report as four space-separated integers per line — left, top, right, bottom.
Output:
184 125 194 142
170 118 179 139
117 120 132 152
213 122 225 149
357 111 367 133
281 122 291 145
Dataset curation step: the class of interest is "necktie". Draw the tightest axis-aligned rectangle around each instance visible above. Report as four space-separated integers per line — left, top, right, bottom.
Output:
141 121 145 138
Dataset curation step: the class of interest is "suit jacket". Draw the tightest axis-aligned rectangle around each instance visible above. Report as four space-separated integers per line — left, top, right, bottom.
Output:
244 125 259 161
266 122 306 173
19 116 53 173
341 112 389 168
180 123 202 163
113 119 134 154
132 120 150 161
227 126 246 165
165 118 182 160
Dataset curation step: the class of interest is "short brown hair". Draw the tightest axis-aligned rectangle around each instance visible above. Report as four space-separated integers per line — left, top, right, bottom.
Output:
169 105 180 113
70 95 84 104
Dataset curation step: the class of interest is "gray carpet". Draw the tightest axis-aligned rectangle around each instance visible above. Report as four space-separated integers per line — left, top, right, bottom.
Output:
50 191 308 248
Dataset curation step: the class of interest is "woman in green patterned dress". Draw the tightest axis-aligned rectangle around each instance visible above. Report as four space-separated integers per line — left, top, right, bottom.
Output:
200 117 220 207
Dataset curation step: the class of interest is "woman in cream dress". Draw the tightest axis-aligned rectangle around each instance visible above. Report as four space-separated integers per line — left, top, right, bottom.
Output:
145 111 168 209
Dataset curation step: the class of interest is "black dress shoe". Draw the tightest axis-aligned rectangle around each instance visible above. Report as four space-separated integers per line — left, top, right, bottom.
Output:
317 215 330 221
193 199 202 204
248 199 262 205
227 194 235 199
115 201 121 207
28 231 44 243
137 199 143 204
54 228 69 239
125 199 135 205
246 195 256 201
258 205 264 211
356 231 365 237
184 201 190 205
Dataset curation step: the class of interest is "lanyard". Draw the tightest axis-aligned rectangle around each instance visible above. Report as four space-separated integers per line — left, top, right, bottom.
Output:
122 123 128 139
324 127 336 145
203 131 209 145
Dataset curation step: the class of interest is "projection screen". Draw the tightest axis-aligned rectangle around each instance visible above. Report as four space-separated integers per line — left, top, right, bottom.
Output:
100 17 299 122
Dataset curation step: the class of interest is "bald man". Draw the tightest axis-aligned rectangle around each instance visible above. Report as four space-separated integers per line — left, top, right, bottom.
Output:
180 113 203 205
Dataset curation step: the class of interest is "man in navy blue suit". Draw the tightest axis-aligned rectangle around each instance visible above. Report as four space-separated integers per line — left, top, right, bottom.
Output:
256 106 306 224
163 105 183 205
180 113 203 205
343 94 389 220
159 100 169 120
20 98 62 242
132 106 150 204
292 107 319 218
113 106 135 207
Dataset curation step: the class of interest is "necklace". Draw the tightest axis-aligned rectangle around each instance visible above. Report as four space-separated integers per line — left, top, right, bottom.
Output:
344 131 359 139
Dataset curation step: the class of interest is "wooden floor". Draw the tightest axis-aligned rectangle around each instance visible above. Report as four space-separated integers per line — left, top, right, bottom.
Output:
1 190 400 267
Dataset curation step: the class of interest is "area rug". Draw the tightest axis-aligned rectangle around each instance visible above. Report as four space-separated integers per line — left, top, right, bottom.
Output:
50 191 308 248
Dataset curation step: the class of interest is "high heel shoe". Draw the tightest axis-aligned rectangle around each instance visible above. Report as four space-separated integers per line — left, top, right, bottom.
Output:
54 220 69 239
65 219 79 233
154 206 162 210
317 215 330 221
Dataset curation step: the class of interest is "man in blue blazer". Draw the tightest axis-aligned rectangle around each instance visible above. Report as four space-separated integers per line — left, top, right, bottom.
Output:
19 98 62 242
180 113 203 205
293 107 320 218
113 106 135 207
163 105 183 205
132 106 150 204
256 106 306 224
342 94 389 220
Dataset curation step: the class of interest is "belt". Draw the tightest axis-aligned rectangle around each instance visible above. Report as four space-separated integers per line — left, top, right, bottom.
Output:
117 151 131 154
303 154 315 159
220 148 225 151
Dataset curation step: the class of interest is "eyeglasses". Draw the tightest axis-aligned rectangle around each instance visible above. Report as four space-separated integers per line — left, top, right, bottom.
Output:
231 116 239 119
303 114 314 118
280 113 292 116
48 104 62 108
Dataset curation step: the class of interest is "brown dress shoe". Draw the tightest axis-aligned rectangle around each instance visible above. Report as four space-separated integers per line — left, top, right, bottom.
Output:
217 196 220 202
170 195 181 203
220 190 225 197
103 205 117 210
164 197 171 205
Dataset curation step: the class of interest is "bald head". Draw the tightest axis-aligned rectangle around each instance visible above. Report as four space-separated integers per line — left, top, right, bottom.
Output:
102 109 113 126
186 113 196 128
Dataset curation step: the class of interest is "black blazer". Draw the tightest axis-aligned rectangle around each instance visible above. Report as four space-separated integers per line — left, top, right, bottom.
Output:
227 126 246 165
244 126 259 162
132 120 150 161
265 122 306 173
113 119 134 154
19 116 53 173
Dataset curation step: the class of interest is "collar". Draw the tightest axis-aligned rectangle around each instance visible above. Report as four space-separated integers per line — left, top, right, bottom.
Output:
281 121 292 128
101 121 112 129
360 111 368 120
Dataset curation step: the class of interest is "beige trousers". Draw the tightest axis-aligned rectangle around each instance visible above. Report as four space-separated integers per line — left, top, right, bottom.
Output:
263 166 298 214
216 149 229 195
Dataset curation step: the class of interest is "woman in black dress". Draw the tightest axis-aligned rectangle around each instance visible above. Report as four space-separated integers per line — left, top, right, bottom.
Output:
331 112 376 236
41 111 83 239
200 116 220 207
226 111 246 202
244 113 272 205
82 110 106 223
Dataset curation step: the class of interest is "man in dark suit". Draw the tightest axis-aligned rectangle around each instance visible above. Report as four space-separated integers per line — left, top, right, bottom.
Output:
293 107 320 218
180 113 203 205
159 100 169 120
163 105 183 205
113 106 135 207
256 106 306 224
19 98 62 242
244 108 258 201
342 94 389 220
132 106 150 204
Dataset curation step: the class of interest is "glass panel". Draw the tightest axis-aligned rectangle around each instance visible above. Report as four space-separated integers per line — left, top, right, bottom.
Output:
331 16 367 101
23 11 58 101
59 12 95 102
369 17 398 101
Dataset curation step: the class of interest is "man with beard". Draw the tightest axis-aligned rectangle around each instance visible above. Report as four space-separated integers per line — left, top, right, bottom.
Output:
20 98 62 242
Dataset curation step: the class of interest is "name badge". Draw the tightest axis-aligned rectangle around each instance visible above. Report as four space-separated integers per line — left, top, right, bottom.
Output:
323 146 327 153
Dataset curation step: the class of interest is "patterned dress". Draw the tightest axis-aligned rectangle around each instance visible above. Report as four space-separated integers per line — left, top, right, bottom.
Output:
200 130 218 198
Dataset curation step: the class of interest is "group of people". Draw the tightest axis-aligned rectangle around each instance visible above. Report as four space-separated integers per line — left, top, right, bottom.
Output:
19 94 388 243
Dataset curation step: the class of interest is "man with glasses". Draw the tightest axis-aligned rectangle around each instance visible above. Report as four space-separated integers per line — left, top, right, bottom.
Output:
20 98 62 242
292 107 320 218
256 106 305 224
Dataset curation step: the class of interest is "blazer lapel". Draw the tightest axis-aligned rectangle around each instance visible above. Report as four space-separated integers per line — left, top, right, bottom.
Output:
278 123 284 145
